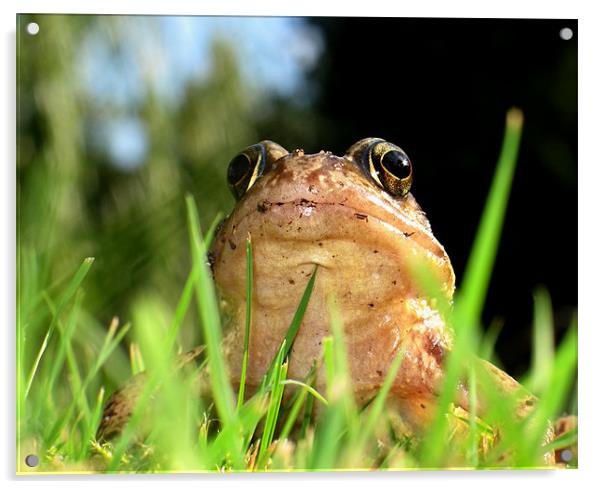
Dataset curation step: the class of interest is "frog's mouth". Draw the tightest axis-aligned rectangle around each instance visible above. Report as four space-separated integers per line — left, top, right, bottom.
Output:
228 197 446 264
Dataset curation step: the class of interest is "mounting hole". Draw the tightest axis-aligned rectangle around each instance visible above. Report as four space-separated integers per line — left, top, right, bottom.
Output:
559 27 573 41
560 449 573 462
26 22 40 35
25 454 39 467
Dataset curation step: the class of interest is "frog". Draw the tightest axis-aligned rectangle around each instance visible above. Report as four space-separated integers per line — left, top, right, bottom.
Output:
211 139 547 439
97 138 553 465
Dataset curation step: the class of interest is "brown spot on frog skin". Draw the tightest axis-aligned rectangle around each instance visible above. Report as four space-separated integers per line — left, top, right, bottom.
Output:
257 201 270 213
425 331 446 367
207 251 217 273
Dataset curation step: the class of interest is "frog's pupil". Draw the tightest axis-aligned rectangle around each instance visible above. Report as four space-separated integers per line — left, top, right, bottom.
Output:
381 151 411 180
228 154 251 186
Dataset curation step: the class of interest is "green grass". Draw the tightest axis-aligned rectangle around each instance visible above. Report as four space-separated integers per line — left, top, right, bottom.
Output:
16 109 577 473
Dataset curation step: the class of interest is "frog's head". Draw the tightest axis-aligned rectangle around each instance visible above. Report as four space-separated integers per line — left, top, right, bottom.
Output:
211 139 455 386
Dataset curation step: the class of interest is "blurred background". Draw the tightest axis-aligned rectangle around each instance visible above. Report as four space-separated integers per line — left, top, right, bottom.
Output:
17 15 576 380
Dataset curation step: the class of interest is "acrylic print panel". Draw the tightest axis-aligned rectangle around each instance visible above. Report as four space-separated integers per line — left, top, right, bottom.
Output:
16 14 577 474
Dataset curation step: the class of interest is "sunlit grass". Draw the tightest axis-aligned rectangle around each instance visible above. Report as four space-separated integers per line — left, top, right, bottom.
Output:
16 109 577 473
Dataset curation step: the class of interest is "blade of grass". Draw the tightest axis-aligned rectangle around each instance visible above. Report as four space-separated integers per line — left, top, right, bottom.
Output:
523 287 555 394
129 343 145 376
543 427 577 453
134 307 198 473
85 387 106 456
185 195 235 425
480 319 503 363
353 348 404 455
299 378 316 441
280 360 318 412
308 337 346 470
161 208 222 351
42 290 85 405
203 211 225 249
279 387 309 442
237 235 253 410
186 195 246 470
163 268 197 351
325 294 359 442
419 109 524 467
279 380 328 406
257 346 288 469
260 265 318 391
467 364 479 466
281 266 317 361
281 361 318 442
24 257 94 398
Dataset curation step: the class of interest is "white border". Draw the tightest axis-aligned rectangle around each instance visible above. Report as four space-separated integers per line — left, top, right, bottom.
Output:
3 1 600 488
3 0 585 17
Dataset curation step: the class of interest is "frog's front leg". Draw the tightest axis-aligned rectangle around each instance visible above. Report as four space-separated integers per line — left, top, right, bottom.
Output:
391 321 554 465
455 358 555 465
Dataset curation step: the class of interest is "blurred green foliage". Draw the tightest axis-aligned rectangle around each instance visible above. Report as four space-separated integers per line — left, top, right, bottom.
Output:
18 15 317 359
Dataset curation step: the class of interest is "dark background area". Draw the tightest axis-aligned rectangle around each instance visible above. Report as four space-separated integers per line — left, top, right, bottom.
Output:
18 16 577 379
269 18 578 373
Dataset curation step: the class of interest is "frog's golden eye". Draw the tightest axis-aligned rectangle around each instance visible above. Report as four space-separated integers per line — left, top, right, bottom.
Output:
227 145 263 201
369 143 412 196
227 144 266 201
345 138 413 197
227 141 289 200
